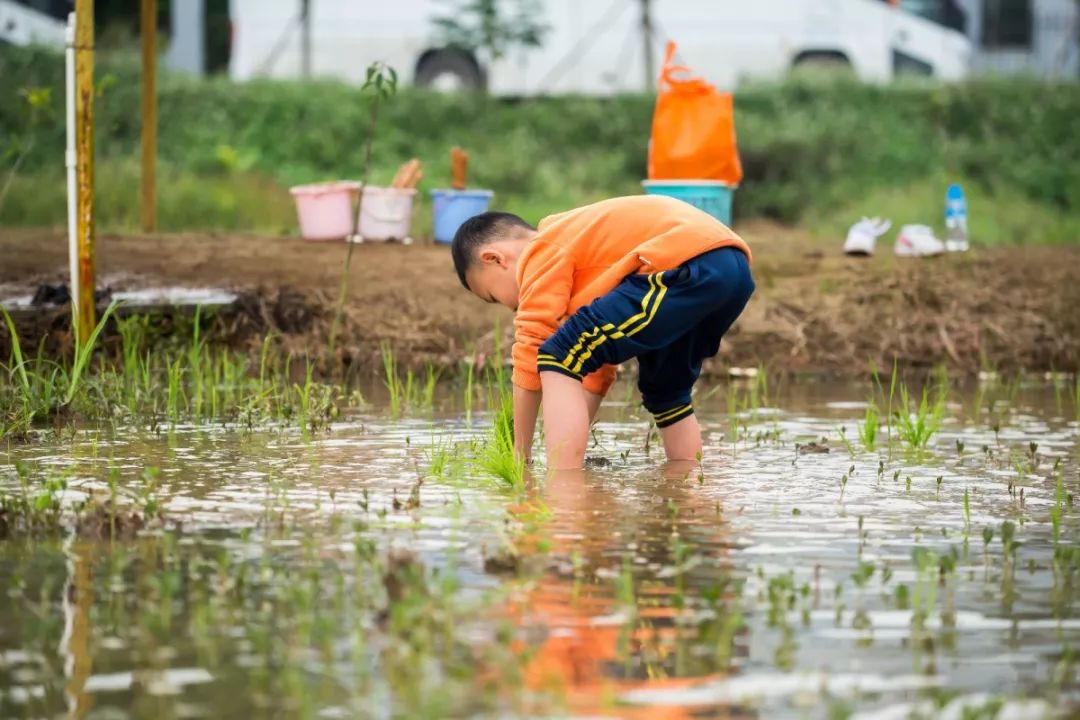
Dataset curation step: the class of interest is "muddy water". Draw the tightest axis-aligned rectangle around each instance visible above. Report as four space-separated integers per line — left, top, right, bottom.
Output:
1 381 1078 719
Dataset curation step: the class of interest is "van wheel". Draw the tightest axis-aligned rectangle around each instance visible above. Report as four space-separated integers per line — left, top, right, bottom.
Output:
791 51 854 76
415 49 484 92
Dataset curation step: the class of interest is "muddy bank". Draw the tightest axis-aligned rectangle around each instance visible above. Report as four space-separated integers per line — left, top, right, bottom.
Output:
1 224 1078 379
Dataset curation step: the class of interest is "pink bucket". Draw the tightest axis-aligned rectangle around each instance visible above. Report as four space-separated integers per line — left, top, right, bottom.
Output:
289 181 360 241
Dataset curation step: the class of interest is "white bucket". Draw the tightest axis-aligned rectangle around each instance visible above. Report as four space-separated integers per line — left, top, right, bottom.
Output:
289 181 360 241
355 186 417 242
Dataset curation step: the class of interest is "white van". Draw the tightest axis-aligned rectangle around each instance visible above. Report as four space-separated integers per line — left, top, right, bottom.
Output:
0 0 68 48
229 0 972 93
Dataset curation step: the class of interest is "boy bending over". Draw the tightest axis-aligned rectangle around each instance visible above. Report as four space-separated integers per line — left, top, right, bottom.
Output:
452 195 753 469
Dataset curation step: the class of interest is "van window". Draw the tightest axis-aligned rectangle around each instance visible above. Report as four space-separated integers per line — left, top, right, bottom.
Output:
900 0 967 33
9 0 71 21
982 0 1033 49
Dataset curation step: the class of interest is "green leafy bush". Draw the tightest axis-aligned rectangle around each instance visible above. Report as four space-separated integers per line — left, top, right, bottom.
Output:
1 45 1077 238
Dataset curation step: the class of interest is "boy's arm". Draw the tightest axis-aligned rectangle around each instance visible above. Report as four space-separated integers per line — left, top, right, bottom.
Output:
511 243 574 460
513 385 542 461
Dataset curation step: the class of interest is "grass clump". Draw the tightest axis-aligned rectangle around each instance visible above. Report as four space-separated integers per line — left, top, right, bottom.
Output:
1 305 349 439
857 402 879 451
894 381 947 451
478 389 524 489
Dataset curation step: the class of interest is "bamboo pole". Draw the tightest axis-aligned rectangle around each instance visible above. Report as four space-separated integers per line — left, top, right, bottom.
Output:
74 0 96 344
140 0 157 232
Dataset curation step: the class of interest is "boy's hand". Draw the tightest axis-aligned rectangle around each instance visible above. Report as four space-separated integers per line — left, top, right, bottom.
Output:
512 385 542 462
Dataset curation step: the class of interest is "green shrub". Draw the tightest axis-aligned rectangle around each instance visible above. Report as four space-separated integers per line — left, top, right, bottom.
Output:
2 45 1077 235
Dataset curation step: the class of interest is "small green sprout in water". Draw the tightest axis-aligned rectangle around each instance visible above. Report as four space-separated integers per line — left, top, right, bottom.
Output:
910 547 939 630
851 561 875 589
858 401 879 451
963 487 971 532
936 475 944 496
905 476 912 494
839 472 848 501
1050 469 1065 545
1001 520 1020 560
837 426 856 456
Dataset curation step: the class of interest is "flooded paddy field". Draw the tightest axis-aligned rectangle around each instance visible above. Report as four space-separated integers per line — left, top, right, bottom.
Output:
1 374 1078 719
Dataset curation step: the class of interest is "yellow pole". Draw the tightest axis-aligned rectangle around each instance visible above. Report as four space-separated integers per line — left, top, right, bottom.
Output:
140 0 157 233
74 0 96 343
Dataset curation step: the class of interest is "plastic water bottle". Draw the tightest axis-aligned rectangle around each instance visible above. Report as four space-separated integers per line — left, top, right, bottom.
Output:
945 183 969 252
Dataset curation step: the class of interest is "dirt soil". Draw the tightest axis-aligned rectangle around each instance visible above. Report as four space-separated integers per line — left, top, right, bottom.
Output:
2 223 1078 380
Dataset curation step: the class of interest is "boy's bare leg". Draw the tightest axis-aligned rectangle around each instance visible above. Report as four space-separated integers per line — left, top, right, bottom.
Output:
541 372 589 469
584 389 604 423
659 414 702 461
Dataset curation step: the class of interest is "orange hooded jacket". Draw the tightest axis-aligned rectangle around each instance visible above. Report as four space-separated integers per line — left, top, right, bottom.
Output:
512 195 751 393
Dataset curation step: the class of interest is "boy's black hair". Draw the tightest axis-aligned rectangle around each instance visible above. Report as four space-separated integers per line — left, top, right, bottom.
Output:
451 212 535 290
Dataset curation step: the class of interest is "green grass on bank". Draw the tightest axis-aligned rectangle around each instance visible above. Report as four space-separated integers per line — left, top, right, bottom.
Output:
1 45 1078 243
807 173 1080 247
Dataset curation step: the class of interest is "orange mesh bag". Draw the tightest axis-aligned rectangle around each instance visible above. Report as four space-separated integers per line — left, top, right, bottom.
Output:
648 42 743 185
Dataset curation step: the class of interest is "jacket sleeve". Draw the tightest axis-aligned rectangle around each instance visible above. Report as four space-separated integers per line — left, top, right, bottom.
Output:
512 243 574 391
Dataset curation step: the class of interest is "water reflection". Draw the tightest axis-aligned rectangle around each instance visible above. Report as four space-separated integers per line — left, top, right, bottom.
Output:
0 380 1076 718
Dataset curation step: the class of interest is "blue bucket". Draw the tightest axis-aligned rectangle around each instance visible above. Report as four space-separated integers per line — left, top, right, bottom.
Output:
430 189 494 244
642 180 736 226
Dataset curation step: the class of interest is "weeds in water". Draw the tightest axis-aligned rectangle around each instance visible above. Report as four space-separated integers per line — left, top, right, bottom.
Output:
478 387 524 489
963 487 971 534
910 547 939 631
894 381 946 450
1050 469 1065 546
858 402 879 451
1 308 356 438
382 343 404 418
870 359 899 451
462 357 475 421
381 344 440 418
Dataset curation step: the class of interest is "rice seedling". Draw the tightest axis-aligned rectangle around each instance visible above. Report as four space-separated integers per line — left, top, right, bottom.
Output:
462 357 475 421
381 343 404 419
65 301 120 406
858 402 879 451
478 387 524 489
424 433 460 478
421 362 439 409
963 487 971 534
910 547 939 632
893 381 946 451
869 359 899 451
1050 468 1064 546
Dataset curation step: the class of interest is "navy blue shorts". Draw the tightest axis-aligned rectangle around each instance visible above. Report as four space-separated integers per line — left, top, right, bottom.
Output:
537 247 754 428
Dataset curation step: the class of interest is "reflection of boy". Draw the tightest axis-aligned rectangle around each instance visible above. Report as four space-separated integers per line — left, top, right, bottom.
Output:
452 196 753 468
